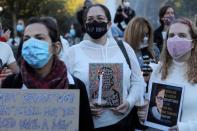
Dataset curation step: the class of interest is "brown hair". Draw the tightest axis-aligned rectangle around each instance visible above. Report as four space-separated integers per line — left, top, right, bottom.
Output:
124 17 154 58
160 17 197 83
159 5 174 25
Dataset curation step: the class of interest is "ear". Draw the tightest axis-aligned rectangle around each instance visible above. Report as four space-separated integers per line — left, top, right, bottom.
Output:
52 41 61 55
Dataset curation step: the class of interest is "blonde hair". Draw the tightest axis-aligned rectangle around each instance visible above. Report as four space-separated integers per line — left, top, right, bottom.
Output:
160 18 197 83
124 17 154 58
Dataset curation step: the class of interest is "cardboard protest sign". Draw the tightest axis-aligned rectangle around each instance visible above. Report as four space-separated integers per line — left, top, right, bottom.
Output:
0 89 79 131
145 80 184 131
89 63 123 107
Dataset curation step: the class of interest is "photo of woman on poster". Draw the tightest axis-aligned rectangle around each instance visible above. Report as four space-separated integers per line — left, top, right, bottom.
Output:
150 88 165 121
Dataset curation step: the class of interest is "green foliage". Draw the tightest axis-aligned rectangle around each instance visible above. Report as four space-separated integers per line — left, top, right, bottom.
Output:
167 0 197 20
0 0 71 34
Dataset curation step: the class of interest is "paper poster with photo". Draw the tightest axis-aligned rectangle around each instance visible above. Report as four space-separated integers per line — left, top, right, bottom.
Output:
144 80 184 131
89 63 123 107
0 89 79 131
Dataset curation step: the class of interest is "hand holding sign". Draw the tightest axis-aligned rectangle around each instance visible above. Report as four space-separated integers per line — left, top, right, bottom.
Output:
110 101 129 115
169 125 179 131
144 80 184 131
137 100 149 124
90 102 105 117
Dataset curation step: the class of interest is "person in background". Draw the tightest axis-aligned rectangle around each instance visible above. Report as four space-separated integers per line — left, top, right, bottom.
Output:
110 23 124 40
154 5 175 52
124 17 160 68
0 40 19 87
124 16 159 131
1 16 94 131
65 4 146 131
0 22 19 82
8 19 25 46
114 0 135 32
76 0 93 40
69 24 76 38
66 23 76 45
0 22 11 42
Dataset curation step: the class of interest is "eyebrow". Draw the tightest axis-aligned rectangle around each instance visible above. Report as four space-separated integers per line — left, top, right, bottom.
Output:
24 33 47 38
87 15 106 18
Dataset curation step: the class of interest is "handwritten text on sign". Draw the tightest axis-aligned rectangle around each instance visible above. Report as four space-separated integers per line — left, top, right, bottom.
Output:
0 89 79 131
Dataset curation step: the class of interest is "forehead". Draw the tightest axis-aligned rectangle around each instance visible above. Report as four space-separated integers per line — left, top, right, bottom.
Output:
158 90 165 96
24 23 49 36
18 20 24 24
166 7 174 13
169 23 190 34
87 6 106 17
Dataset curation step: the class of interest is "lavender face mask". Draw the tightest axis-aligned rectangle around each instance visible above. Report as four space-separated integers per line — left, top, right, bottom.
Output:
167 35 193 59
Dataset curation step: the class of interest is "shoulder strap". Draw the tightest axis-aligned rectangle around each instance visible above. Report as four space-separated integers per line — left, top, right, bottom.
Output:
115 39 131 69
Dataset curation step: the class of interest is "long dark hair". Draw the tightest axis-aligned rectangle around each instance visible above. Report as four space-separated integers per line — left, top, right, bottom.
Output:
159 5 174 26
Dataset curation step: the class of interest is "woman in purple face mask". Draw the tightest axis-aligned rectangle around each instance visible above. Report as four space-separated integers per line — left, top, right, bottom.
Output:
154 5 175 52
147 18 197 131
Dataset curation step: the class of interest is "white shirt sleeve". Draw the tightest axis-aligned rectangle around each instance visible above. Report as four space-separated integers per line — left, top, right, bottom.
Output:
124 42 146 108
0 42 16 65
7 44 16 65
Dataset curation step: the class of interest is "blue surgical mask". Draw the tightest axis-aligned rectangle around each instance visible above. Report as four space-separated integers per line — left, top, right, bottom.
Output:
69 29 76 37
22 38 52 69
16 24 24 32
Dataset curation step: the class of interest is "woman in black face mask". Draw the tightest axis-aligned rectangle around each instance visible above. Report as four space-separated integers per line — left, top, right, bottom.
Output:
64 4 146 131
84 4 111 44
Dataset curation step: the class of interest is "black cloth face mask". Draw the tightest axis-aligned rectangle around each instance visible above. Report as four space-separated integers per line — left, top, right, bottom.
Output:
85 20 108 39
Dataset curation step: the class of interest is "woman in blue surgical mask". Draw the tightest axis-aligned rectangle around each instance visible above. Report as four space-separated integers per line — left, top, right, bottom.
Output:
1 16 94 131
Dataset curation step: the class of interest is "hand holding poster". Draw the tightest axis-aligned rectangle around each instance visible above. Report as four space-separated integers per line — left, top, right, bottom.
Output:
0 89 79 131
144 80 184 131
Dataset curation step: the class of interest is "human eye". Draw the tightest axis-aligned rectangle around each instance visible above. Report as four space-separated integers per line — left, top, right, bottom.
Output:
23 36 30 42
178 33 187 38
86 17 93 23
35 35 46 41
98 16 107 22
98 17 105 21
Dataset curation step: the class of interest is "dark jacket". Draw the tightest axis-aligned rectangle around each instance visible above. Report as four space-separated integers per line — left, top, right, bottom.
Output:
114 6 135 31
2 73 95 131
154 25 164 52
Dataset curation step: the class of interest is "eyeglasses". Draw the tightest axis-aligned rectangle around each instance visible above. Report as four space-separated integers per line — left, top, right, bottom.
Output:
86 15 107 23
